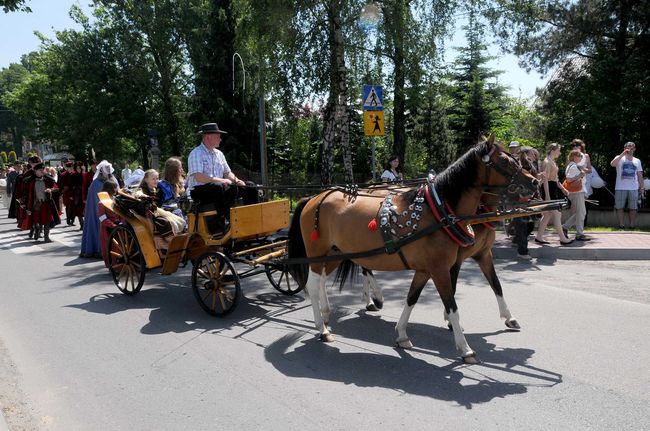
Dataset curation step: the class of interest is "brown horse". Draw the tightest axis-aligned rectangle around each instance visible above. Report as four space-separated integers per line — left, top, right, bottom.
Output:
288 137 539 363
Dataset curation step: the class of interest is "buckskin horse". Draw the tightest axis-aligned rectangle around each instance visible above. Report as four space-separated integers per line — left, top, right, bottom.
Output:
288 136 539 363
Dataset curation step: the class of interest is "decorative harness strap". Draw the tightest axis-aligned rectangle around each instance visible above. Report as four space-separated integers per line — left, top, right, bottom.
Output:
375 189 427 269
424 178 475 247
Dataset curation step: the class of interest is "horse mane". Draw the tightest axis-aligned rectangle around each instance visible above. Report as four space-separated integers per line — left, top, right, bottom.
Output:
433 141 491 209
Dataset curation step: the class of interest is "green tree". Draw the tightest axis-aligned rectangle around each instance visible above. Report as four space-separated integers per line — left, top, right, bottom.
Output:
1 0 30 12
0 60 31 156
448 2 508 152
489 0 650 170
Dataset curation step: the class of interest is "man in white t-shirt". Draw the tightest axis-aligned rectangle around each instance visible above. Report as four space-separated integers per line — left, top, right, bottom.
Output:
610 141 644 229
121 162 132 183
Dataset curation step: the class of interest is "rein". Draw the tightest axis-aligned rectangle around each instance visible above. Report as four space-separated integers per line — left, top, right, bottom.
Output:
282 198 568 266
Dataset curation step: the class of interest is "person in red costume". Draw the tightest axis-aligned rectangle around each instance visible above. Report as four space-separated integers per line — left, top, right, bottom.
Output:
20 162 60 243
58 161 75 226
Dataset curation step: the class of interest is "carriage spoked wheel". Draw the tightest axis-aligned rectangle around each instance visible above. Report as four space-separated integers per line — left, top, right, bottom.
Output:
192 252 241 316
265 260 303 295
108 225 146 295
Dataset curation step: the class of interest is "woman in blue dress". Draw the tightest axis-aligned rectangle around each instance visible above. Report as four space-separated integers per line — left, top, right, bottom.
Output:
80 160 118 258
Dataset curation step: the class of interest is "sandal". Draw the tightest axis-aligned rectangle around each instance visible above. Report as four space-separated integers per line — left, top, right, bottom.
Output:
534 238 550 245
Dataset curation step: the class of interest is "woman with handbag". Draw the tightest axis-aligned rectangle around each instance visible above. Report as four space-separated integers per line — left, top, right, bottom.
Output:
562 149 590 241
534 143 574 245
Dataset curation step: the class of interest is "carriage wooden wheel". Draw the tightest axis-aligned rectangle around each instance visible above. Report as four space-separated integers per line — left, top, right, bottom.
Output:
265 261 302 295
192 252 241 316
108 225 146 295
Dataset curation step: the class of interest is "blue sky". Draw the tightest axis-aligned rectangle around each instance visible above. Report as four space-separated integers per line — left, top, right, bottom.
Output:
0 0 549 99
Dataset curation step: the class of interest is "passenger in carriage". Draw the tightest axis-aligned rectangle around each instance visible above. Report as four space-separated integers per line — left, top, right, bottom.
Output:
186 122 259 233
138 168 187 236
138 169 163 206
158 157 186 218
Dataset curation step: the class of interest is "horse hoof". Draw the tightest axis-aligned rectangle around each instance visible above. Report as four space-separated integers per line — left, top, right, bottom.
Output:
319 333 334 343
396 338 413 349
372 298 384 310
505 319 521 330
366 303 379 312
462 354 481 365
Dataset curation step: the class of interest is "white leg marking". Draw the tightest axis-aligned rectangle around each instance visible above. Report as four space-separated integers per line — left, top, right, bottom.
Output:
362 274 371 305
395 303 414 349
496 295 513 320
305 271 328 338
446 310 475 358
369 273 384 304
318 268 331 327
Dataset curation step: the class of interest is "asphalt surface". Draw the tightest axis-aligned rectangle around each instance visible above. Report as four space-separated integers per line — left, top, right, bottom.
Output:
0 207 649 430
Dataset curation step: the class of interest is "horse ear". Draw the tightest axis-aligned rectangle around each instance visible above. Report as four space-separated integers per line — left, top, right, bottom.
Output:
487 133 496 146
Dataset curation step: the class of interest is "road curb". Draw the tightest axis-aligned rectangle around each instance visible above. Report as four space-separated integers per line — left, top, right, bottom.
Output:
492 231 650 260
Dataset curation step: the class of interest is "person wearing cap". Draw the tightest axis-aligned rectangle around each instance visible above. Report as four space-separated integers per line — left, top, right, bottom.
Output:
610 141 644 229
12 156 42 236
187 122 258 233
508 141 521 157
19 162 60 242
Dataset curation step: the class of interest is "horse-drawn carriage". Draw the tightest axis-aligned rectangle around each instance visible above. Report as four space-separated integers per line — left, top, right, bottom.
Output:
98 191 301 316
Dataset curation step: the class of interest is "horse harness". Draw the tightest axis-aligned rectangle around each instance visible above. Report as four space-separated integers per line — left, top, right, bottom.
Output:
308 179 477 270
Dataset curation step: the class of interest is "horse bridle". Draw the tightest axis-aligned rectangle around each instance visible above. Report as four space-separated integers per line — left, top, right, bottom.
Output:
481 148 531 208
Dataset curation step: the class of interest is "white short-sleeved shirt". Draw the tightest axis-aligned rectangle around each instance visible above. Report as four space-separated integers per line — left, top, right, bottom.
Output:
381 170 401 182
614 157 642 191
187 143 231 191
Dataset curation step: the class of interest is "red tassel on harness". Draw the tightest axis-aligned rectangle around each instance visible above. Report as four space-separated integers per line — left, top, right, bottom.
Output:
367 218 378 231
310 229 320 241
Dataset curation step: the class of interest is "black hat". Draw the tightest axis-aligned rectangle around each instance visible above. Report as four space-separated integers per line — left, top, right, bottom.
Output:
198 123 227 135
28 155 42 164
34 162 45 170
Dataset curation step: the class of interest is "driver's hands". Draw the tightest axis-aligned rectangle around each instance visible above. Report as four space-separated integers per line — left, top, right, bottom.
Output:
235 179 245 187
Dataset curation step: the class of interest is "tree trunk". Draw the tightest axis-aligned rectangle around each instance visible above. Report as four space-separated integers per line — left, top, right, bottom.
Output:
321 0 354 185
385 0 407 165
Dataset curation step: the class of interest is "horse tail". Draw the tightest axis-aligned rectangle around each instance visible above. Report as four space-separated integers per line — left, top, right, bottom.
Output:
288 197 310 288
334 260 359 292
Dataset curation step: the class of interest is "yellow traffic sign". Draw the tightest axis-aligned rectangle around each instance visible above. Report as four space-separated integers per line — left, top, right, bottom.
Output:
364 110 384 136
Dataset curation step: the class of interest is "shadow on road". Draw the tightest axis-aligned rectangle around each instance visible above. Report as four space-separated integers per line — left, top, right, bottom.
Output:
263 309 563 408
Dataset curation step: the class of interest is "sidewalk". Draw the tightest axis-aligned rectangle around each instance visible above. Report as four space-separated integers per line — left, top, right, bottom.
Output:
492 230 650 260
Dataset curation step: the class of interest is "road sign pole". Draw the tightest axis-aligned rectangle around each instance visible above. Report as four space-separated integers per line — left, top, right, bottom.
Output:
372 138 376 181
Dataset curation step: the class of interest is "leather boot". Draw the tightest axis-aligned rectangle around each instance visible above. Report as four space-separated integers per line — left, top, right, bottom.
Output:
33 224 42 241
78 217 84 231
44 226 52 243
28 227 34 239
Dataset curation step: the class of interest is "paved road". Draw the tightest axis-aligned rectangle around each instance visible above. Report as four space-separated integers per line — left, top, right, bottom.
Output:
0 208 649 430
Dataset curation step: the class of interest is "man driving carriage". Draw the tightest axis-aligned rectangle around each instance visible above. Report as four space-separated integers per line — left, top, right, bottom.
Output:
187 122 259 233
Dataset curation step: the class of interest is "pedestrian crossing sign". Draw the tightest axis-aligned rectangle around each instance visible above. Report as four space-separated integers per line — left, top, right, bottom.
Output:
364 111 384 136
362 85 383 110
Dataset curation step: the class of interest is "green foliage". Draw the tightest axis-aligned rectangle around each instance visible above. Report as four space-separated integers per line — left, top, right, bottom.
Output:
8 151 16 162
448 3 509 153
0 0 30 13
488 0 650 175
0 151 7 164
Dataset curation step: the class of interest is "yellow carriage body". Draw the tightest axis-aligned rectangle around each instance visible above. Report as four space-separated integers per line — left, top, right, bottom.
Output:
100 191 290 274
